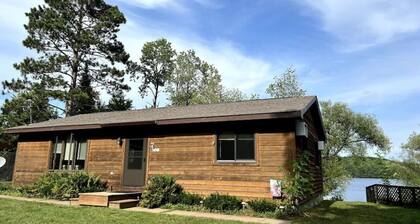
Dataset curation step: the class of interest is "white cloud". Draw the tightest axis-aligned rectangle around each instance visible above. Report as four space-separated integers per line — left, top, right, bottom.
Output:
301 0 420 51
330 75 420 106
114 0 222 13
116 0 185 12
118 19 275 108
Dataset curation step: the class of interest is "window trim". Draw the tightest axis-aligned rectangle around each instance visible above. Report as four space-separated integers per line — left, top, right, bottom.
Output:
216 133 256 163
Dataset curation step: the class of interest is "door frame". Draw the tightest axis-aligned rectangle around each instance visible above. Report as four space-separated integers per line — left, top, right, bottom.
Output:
122 138 148 187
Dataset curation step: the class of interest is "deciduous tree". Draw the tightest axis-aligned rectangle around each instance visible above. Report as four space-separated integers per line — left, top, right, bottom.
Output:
266 67 306 98
395 132 420 186
167 50 201 106
321 101 390 196
131 38 175 108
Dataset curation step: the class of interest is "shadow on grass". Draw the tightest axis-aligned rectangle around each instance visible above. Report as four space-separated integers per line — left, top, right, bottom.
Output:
293 200 420 224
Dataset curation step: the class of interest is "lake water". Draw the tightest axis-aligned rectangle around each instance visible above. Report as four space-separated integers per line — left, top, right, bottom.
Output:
343 178 401 202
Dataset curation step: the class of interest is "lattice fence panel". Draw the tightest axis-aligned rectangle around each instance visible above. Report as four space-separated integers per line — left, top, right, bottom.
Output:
366 184 420 208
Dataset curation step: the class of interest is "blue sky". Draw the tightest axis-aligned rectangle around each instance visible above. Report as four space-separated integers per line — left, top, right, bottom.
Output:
0 0 419 159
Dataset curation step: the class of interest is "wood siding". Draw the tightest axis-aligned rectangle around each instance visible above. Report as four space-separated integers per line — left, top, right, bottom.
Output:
147 132 296 199
13 141 52 185
86 139 125 191
303 106 324 199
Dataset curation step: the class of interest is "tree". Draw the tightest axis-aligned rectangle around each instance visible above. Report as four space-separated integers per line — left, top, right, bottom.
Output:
193 62 224 104
220 88 259 102
0 84 57 152
321 101 390 196
107 89 132 111
131 38 176 108
395 132 420 186
167 50 201 106
72 73 100 114
266 67 306 98
3 0 130 116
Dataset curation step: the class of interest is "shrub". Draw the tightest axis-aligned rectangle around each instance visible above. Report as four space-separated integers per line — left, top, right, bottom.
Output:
140 175 183 208
24 171 106 200
0 182 13 192
178 192 203 206
203 193 242 211
248 199 278 213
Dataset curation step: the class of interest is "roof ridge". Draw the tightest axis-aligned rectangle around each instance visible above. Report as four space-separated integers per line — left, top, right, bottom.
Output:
112 95 315 113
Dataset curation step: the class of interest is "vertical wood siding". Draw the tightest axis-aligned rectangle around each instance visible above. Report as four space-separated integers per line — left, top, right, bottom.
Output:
13 141 52 185
147 132 296 199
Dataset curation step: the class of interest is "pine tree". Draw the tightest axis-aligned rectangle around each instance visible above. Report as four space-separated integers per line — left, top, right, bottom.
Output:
3 0 130 116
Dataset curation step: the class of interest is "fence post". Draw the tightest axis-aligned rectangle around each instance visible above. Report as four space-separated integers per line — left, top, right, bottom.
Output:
386 185 390 204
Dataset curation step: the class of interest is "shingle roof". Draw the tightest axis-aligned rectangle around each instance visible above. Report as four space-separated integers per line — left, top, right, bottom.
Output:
6 96 318 134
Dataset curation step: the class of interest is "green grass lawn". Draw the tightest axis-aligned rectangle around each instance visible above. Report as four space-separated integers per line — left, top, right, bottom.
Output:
2 198 419 224
293 200 420 224
0 198 243 224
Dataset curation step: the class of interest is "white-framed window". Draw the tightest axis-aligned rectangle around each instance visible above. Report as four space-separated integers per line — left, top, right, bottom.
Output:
217 133 255 161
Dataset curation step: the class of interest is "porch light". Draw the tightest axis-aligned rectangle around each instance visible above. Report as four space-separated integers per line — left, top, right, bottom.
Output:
117 137 123 146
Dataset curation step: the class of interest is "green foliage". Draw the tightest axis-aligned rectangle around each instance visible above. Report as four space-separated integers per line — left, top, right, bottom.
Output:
323 157 349 198
203 193 242 211
0 182 13 192
266 67 306 98
339 156 398 179
220 88 259 103
71 73 101 115
23 171 106 200
395 132 420 186
320 101 390 196
178 192 203 206
140 175 183 208
4 0 130 116
247 199 278 213
130 38 176 108
106 89 132 111
282 151 314 206
167 50 202 106
1 83 57 152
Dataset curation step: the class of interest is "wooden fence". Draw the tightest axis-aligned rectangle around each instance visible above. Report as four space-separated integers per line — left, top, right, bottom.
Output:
366 184 420 208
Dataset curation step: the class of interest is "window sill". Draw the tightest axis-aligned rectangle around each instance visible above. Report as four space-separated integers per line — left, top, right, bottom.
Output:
214 160 258 166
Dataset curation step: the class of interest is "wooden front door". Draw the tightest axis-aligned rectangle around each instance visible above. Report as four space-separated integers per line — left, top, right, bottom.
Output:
123 139 147 187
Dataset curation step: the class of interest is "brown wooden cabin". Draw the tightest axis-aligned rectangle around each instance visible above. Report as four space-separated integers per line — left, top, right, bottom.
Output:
6 96 325 200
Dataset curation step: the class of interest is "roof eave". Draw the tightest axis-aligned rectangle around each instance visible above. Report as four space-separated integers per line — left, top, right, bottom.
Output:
5 124 102 134
5 111 302 134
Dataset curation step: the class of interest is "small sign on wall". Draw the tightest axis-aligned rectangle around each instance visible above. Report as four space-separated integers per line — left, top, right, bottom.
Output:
150 143 160 152
270 179 282 198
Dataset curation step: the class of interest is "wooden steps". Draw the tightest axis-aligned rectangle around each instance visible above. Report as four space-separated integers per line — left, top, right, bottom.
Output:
78 192 141 208
109 199 140 209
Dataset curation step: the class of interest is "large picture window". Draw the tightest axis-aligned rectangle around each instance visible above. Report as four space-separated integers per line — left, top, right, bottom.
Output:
217 134 255 161
50 135 87 170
